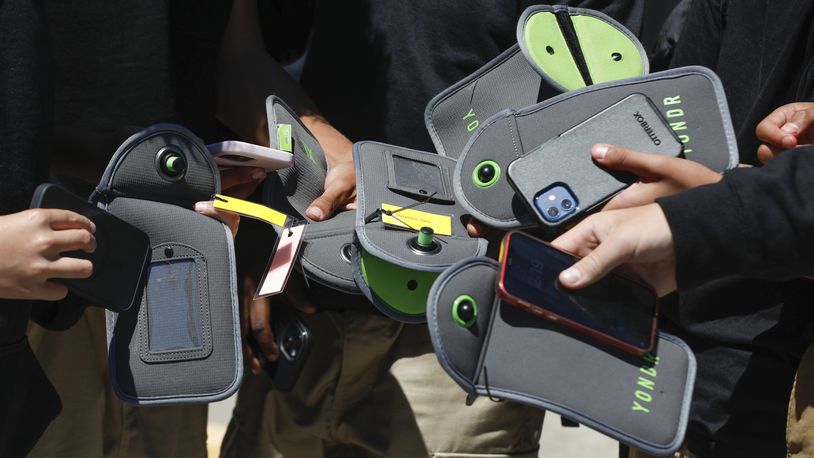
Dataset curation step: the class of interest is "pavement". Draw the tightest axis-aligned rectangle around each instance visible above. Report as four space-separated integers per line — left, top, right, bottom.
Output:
206 394 619 457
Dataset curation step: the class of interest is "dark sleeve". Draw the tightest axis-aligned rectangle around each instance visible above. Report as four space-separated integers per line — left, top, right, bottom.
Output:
169 0 233 142
657 146 814 289
0 2 62 456
551 0 645 35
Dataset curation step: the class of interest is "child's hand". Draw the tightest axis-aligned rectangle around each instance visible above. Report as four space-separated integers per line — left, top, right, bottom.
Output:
756 102 814 163
592 144 721 211
0 209 96 301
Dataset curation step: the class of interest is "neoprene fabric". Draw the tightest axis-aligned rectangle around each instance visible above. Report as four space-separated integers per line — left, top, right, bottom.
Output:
425 5 648 160
263 96 359 294
352 142 488 323
427 257 696 456
453 66 738 229
518 5 648 91
94 124 242 405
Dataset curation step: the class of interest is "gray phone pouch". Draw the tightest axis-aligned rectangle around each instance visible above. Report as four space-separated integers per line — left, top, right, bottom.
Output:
454 66 739 229
352 142 487 323
93 124 242 405
427 257 696 456
425 5 648 159
262 96 359 294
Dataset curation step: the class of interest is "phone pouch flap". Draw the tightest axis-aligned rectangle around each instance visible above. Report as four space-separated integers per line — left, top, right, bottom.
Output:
454 66 739 229
427 257 695 456
425 5 647 159
351 141 488 322
517 5 648 92
262 96 358 294
94 124 242 405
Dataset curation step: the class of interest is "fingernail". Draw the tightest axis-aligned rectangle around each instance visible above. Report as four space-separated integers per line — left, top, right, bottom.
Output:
560 268 581 285
782 123 800 134
305 206 324 220
592 144 609 160
252 169 266 180
194 201 208 212
90 221 97 233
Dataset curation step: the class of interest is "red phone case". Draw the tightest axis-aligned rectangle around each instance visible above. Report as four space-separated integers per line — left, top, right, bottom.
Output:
496 231 657 356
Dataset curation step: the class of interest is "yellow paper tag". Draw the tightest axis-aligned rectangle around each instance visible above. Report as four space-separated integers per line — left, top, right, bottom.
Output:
381 204 452 236
214 195 288 228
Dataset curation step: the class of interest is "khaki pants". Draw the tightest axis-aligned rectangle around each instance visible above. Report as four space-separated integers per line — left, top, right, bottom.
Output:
221 311 544 458
26 307 208 458
787 342 814 458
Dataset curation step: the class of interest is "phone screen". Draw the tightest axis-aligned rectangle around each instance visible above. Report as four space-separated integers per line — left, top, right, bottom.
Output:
503 233 655 350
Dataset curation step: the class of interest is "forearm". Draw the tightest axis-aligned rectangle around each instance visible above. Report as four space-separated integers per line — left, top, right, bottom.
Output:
217 0 352 165
658 146 814 288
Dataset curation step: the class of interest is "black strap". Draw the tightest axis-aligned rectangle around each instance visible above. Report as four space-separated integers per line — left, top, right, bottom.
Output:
555 10 594 87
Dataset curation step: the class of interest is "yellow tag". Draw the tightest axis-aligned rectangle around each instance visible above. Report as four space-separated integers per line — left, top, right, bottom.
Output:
214 195 288 228
381 204 452 236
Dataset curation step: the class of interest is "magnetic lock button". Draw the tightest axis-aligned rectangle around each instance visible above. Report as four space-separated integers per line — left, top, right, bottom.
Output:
156 147 187 181
408 227 441 255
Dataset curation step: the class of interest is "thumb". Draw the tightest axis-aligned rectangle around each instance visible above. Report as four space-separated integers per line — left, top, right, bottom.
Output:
558 239 628 289
783 108 814 145
306 185 346 221
756 105 814 149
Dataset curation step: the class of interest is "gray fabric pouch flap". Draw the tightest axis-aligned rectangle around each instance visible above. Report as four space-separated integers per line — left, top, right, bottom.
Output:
262 96 358 294
425 5 648 160
454 66 739 229
516 5 649 92
427 257 695 456
425 45 543 159
352 141 487 322
94 124 242 405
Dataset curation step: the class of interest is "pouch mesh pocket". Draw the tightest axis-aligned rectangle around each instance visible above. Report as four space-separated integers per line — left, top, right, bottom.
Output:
146 259 202 352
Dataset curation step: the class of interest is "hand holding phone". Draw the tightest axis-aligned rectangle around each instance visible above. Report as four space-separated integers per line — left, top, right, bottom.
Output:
507 94 683 228
30 184 151 311
246 303 312 391
0 209 95 301
497 231 658 355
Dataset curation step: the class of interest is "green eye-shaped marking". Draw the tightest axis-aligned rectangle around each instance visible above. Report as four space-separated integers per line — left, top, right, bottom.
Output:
452 295 478 328
522 10 646 91
472 160 501 188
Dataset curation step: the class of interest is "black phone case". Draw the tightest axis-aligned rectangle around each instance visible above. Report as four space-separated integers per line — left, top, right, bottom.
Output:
507 94 683 228
30 183 151 312
247 304 312 392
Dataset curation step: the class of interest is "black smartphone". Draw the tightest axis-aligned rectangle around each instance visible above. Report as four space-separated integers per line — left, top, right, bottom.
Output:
30 183 151 311
507 93 683 228
247 304 312 391
497 231 658 355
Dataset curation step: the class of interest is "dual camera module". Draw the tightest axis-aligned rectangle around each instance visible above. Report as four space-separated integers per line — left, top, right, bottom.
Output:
534 184 578 223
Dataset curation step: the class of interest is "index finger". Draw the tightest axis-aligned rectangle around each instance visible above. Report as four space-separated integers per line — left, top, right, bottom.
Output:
45 209 96 232
550 216 602 259
755 105 804 148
